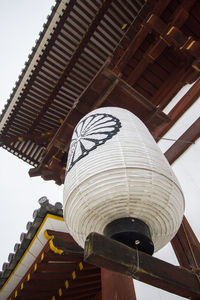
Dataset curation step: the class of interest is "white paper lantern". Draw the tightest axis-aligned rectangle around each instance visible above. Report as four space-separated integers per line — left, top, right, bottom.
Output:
63 107 184 253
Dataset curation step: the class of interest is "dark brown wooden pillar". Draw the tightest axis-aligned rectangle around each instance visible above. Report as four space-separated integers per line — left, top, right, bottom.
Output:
92 291 102 300
171 216 200 270
101 268 136 300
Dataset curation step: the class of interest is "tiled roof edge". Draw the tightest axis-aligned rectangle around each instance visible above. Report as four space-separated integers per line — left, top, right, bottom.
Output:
0 196 63 289
0 0 63 124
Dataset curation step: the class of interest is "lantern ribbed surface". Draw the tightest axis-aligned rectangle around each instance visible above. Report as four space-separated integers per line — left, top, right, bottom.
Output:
63 107 184 252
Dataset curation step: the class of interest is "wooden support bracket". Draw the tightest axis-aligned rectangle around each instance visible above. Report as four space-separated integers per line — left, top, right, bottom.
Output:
171 216 200 270
84 232 200 299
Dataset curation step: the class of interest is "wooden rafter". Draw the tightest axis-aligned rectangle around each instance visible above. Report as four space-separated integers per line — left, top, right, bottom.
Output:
27 0 115 133
0 1 200 299
0 0 199 170
1 0 77 137
8 231 101 300
113 0 199 111
113 0 172 74
29 60 170 183
0 131 54 145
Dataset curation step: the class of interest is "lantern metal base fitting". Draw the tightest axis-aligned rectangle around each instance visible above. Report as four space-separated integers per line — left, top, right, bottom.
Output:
103 217 154 255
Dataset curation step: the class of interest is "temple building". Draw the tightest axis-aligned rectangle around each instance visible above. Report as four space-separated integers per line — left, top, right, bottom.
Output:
0 0 199 299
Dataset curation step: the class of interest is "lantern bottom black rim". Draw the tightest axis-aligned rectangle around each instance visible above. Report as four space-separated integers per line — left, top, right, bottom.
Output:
103 217 154 255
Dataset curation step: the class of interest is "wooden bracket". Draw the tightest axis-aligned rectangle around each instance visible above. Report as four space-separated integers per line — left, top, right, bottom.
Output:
171 216 200 269
84 232 200 299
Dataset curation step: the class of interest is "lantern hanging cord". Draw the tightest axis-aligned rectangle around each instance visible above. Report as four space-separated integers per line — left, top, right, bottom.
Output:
132 244 140 278
182 222 200 284
157 137 195 144
111 3 147 56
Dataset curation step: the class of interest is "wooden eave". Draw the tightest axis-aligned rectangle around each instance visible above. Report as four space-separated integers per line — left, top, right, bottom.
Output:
0 201 102 300
7 231 101 300
0 0 148 167
1 201 199 299
0 0 199 183
0 202 64 292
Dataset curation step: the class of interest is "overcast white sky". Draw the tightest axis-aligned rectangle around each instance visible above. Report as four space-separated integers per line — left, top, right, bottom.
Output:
0 1 199 300
0 0 62 266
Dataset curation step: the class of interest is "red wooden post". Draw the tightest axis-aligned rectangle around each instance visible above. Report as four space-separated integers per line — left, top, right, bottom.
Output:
101 268 137 300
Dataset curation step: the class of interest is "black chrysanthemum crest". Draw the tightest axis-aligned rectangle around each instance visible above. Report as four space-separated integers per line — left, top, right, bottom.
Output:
66 113 121 172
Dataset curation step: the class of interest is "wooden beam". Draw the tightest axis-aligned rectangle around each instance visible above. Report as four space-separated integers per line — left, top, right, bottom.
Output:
154 78 200 141
55 285 101 298
27 0 113 133
113 0 172 73
27 271 72 282
92 291 102 300
60 288 101 300
37 262 76 273
91 78 120 110
16 293 56 300
28 60 170 183
111 2 152 68
126 39 167 86
1 0 78 138
61 276 101 289
8 230 101 300
171 216 200 269
32 58 111 169
16 290 99 300
0 131 54 145
46 230 83 255
29 267 99 282
165 117 200 164
23 279 100 294
150 66 186 107
8 242 50 299
143 3 198 57
114 25 150 74
101 268 136 300
84 232 200 299
110 78 170 132
115 0 196 89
